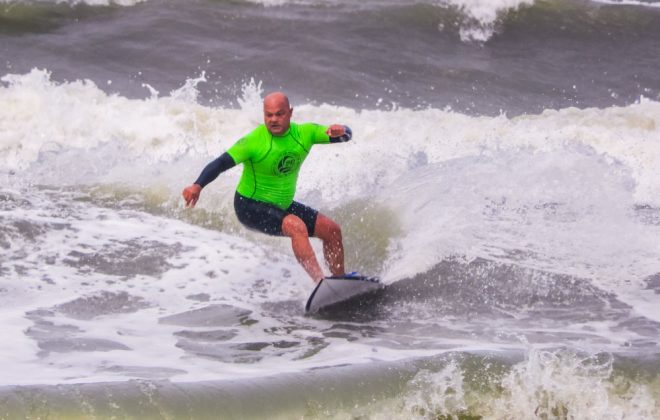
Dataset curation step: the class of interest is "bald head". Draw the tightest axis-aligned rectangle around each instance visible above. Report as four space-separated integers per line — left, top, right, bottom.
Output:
264 91 290 109
263 92 293 135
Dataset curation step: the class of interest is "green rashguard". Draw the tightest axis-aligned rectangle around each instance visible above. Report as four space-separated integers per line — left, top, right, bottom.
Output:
226 122 330 210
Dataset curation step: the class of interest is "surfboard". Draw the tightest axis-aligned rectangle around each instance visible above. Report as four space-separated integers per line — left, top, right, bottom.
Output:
305 274 383 313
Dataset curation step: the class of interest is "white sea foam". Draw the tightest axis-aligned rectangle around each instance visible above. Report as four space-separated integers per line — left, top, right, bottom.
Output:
0 184 449 386
389 349 658 419
492 349 658 419
0 187 311 385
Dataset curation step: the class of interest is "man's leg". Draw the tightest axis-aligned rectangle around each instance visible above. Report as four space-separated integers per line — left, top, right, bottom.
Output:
282 214 324 282
313 213 345 277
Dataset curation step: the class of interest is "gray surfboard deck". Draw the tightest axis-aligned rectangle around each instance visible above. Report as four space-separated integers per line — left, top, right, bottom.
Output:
305 275 383 313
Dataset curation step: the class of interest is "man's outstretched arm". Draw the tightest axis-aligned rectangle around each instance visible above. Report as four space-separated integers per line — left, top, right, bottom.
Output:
182 153 236 208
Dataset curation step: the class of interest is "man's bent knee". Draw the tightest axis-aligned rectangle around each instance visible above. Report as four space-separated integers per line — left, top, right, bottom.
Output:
282 214 309 237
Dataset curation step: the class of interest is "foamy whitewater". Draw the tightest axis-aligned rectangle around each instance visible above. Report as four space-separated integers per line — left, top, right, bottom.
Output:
1 0 660 418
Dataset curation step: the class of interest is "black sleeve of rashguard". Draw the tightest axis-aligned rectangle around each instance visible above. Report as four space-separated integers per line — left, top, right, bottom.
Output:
193 152 237 188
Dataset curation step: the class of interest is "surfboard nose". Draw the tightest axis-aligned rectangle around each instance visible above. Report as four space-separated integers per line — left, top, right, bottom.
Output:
305 275 383 313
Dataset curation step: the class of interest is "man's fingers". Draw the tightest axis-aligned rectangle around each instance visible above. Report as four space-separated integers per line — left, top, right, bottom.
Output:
182 187 200 208
184 194 198 208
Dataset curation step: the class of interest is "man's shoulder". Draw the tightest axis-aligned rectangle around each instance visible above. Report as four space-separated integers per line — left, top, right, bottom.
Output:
237 124 268 143
229 125 268 156
292 122 326 136
246 124 268 138
293 122 322 130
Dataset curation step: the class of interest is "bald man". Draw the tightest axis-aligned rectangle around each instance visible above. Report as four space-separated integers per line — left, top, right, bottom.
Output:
182 92 353 283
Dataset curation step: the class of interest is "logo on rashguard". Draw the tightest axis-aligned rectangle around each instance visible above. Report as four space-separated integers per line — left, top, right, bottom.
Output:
274 153 300 176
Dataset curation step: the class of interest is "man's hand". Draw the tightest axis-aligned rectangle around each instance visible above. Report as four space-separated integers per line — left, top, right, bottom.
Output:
182 184 202 208
327 124 352 143
326 124 346 138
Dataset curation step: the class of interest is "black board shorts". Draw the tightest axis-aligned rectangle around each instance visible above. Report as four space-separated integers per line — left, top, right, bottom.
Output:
234 192 318 237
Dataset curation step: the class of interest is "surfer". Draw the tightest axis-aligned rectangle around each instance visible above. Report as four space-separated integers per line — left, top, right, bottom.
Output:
182 92 352 283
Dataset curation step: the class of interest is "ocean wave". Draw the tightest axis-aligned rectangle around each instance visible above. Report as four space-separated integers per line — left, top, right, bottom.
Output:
0 0 146 6
0 350 656 418
240 0 535 42
3 0 659 43
235 0 660 42
2 68 659 205
594 0 660 7
441 0 660 42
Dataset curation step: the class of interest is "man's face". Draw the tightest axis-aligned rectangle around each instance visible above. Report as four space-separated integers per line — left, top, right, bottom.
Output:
263 100 292 136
